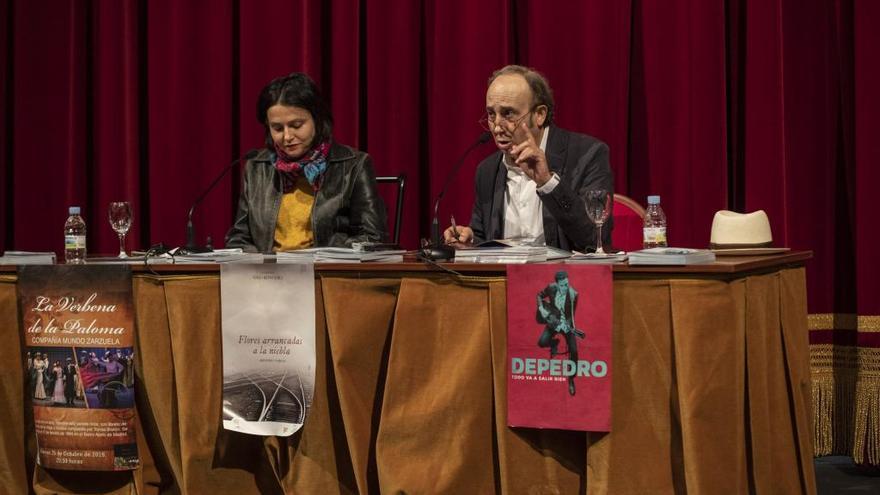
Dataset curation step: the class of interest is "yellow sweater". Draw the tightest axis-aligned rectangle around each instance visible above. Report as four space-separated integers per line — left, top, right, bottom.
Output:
273 177 315 252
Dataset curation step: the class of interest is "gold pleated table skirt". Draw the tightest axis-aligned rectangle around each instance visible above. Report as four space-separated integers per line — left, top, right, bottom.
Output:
0 267 815 494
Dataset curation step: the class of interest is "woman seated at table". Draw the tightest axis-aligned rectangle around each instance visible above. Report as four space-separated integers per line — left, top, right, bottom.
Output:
226 72 387 252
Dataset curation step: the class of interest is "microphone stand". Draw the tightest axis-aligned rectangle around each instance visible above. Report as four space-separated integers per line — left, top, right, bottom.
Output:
179 149 260 255
421 131 491 261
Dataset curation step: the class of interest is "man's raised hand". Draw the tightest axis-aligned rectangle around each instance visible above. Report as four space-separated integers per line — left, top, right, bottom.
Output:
510 122 551 186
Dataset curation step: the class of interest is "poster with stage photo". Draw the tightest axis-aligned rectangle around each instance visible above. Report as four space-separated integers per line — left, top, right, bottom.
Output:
18 265 139 470
220 264 316 437
506 265 612 431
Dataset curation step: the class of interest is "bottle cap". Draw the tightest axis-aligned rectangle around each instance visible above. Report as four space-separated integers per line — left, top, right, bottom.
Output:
69 206 81 215
647 195 660 205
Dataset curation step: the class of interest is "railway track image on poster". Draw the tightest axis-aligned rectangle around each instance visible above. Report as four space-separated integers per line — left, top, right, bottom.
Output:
220 264 316 436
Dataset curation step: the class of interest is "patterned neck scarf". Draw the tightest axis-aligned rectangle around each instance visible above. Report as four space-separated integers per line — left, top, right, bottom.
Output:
274 140 331 192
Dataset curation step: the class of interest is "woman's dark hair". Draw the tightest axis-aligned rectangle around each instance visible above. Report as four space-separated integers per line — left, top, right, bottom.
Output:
256 72 334 148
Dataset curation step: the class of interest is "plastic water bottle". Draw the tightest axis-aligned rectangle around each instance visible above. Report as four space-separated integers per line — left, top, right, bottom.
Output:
64 206 87 264
643 195 668 248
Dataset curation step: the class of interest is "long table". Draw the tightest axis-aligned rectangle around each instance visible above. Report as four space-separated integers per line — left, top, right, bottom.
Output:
0 253 816 494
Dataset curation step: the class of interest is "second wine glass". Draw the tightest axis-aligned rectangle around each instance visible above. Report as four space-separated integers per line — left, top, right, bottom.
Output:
108 202 133 258
584 190 611 254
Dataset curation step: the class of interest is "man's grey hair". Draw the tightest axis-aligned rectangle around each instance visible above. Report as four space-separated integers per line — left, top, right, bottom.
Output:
488 65 555 128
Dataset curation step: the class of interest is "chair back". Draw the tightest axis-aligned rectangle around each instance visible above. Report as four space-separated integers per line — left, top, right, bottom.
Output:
376 174 407 245
611 193 646 252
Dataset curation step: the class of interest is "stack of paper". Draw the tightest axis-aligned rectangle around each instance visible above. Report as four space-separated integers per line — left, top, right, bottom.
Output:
87 255 174 265
566 252 628 264
454 245 548 264
277 247 405 263
173 249 266 264
275 251 317 263
0 251 56 265
628 247 716 265
546 246 574 261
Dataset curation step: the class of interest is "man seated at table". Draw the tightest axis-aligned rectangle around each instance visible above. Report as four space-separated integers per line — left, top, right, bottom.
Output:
443 65 614 252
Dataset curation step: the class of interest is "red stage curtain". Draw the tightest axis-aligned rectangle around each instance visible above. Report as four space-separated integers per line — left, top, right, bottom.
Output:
1 0 878 462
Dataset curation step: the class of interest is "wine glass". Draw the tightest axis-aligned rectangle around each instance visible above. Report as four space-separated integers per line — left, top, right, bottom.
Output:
584 190 611 254
108 202 133 258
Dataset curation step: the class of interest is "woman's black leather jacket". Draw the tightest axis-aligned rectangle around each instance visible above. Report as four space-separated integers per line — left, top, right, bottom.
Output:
225 143 387 252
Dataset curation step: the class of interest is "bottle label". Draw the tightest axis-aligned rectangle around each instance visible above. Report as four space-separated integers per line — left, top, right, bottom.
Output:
65 235 86 250
643 227 667 244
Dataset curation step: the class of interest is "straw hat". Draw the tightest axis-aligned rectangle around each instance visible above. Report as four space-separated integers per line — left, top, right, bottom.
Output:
710 210 773 249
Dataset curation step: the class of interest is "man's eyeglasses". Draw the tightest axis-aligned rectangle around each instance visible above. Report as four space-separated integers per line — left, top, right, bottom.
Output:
478 108 535 132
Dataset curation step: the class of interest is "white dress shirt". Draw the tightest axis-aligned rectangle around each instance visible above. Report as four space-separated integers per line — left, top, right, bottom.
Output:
502 127 558 244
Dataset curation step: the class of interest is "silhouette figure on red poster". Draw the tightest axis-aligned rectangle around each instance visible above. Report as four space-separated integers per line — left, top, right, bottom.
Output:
536 270 585 396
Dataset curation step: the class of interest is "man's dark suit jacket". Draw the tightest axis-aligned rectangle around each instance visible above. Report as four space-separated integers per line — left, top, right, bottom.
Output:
469 125 614 252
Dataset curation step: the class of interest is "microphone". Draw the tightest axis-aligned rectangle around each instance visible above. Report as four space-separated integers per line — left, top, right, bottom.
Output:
180 149 261 254
422 131 492 261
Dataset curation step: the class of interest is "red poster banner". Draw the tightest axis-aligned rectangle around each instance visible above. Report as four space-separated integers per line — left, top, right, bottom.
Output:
18 265 139 471
506 265 612 431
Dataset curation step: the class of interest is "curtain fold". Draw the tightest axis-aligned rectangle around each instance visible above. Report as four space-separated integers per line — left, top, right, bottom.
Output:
375 277 497 493
145 1 235 251
669 279 746 492
0 279 28 492
320 277 400 494
92 0 142 253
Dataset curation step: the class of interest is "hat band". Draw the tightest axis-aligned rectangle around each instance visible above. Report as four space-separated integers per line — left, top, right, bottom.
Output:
710 240 774 249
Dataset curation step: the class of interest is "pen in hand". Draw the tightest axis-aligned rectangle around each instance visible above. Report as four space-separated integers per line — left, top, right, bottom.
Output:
450 215 461 242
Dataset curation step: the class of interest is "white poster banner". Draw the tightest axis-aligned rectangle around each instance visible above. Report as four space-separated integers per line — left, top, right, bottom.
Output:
220 264 316 436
